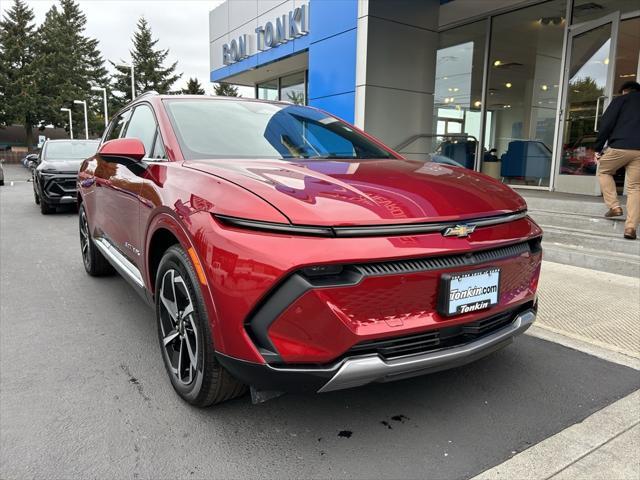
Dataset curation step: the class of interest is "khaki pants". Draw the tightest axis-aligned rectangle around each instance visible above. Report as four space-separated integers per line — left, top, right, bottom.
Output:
598 147 640 230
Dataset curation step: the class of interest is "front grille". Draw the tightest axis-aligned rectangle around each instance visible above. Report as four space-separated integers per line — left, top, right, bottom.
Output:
348 330 441 358
45 177 77 196
345 305 530 360
353 241 532 277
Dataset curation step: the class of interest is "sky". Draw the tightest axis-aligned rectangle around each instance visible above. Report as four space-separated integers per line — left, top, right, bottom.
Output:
1 0 252 96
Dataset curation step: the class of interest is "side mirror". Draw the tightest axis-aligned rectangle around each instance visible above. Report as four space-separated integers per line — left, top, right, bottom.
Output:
98 138 146 162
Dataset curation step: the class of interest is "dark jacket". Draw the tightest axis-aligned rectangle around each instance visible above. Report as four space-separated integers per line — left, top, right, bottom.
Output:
595 91 640 152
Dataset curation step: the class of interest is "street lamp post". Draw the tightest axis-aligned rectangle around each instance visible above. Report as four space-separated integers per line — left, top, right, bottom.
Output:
60 108 73 139
73 100 89 140
117 62 135 100
91 86 108 127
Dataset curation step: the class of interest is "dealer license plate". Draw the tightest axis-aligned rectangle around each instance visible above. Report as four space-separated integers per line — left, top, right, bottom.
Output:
439 268 500 316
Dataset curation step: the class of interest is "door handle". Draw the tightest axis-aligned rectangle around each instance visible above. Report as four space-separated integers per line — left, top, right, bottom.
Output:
594 95 607 132
94 178 111 187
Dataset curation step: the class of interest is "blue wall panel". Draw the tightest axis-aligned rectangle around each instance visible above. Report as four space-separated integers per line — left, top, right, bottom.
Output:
307 0 358 122
309 0 358 43
308 29 357 100
309 91 356 124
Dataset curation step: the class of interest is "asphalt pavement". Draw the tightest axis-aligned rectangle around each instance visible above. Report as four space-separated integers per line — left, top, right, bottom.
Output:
1 164 638 480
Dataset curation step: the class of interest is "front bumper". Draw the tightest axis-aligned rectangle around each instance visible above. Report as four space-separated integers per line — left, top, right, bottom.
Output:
319 308 535 392
217 306 536 394
250 239 541 364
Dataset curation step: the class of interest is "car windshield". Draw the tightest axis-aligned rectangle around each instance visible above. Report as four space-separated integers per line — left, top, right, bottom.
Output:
44 141 98 161
164 99 395 160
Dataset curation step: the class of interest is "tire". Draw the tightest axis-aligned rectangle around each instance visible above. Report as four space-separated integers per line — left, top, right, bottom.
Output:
155 245 246 407
34 188 40 204
40 198 54 214
79 204 114 276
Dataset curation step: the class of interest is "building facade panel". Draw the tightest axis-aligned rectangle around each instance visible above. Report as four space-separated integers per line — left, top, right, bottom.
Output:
308 91 357 123
209 2 229 42
229 0 258 31
308 28 358 120
364 16 438 94
257 0 288 16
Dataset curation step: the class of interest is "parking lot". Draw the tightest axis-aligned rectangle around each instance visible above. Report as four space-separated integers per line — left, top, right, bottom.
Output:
1 163 638 479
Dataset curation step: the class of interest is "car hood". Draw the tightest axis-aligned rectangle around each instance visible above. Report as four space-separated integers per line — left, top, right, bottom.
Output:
184 158 527 226
38 160 83 173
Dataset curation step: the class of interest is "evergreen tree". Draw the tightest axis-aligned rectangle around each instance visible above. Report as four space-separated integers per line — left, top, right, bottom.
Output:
0 0 40 147
111 17 181 107
213 83 240 97
37 0 109 137
181 77 205 95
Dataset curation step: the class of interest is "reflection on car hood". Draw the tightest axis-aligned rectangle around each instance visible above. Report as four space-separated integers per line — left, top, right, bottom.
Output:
184 158 527 226
38 160 83 173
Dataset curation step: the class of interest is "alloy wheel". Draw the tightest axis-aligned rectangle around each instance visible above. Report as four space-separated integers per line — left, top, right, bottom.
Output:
79 210 91 269
159 269 199 385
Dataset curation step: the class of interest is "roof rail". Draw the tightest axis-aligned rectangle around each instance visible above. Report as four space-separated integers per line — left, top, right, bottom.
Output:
134 90 159 100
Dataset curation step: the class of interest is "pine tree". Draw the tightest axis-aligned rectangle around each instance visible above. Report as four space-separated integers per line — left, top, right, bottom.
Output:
0 0 41 147
213 83 240 97
37 0 109 138
181 77 205 95
111 17 181 106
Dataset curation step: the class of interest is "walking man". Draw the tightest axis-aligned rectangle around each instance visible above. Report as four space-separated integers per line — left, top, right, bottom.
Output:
595 81 640 240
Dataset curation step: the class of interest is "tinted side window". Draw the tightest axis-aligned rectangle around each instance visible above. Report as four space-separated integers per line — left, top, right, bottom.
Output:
151 130 167 160
106 110 131 141
124 105 157 156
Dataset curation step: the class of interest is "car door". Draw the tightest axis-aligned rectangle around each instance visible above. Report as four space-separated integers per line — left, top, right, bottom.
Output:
92 109 130 244
138 122 171 258
97 104 158 269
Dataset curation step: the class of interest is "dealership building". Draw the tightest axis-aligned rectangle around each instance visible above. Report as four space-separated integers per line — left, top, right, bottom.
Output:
209 0 639 196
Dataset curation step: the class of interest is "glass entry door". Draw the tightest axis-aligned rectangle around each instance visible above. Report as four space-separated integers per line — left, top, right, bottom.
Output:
555 13 619 195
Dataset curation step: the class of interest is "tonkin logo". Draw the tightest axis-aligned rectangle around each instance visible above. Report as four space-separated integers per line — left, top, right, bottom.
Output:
442 224 477 238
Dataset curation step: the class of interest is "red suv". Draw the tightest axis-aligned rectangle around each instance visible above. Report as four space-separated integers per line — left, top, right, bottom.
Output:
78 93 542 407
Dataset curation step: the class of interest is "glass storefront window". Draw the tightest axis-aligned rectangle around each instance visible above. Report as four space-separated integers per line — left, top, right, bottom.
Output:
559 15 639 183
614 17 640 94
482 0 566 187
257 79 278 101
560 23 611 177
432 20 487 170
572 0 639 24
256 72 307 104
280 72 306 105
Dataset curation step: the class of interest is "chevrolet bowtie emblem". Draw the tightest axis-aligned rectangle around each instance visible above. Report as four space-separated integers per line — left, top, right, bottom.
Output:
443 224 476 238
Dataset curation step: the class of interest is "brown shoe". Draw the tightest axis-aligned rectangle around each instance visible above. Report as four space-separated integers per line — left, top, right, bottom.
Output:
623 228 637 240
605 207 623 218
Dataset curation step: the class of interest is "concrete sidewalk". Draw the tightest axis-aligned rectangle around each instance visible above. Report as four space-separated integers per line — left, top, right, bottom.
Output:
475 261 640 480
536 261 640 358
